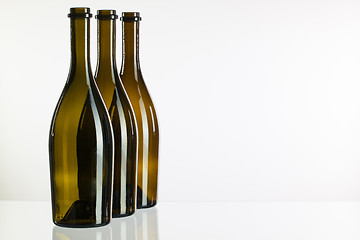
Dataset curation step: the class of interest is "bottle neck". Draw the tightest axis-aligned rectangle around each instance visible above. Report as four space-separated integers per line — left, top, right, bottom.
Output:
96 19 117 74
121 21 141 74
70 18 92 72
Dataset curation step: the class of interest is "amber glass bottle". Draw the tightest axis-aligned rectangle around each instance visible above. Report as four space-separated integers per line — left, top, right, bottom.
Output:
120 12 159 208
95 10 137 217
49 8 114 227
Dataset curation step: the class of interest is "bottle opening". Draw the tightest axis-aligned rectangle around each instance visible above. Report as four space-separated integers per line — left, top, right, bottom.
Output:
96 10 118 20
68 8 92 18
120 12 141 22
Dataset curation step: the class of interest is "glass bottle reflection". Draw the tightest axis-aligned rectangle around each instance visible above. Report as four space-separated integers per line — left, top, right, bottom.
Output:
135 208 159 240
111 216 136 240
53 225 111 240
53 208 159 240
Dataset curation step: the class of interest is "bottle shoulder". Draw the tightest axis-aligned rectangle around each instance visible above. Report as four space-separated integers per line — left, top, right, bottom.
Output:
119 77 158 128
120 72 153 100
51 78 110 126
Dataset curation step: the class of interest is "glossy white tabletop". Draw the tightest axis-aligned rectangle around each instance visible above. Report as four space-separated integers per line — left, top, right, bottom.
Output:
1 201 360 239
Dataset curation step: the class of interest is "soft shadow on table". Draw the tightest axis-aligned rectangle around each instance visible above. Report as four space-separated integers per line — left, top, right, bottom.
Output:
52 207 159 240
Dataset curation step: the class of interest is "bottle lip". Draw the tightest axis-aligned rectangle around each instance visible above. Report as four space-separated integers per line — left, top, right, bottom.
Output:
68 7 92 18
96 10 118 20
120 12 141 22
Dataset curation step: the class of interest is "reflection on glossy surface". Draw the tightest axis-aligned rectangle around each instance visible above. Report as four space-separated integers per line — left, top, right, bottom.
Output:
135 208 159 240
111 215 136 240
3 201 360 240
53 225 111 240
52 208 158 240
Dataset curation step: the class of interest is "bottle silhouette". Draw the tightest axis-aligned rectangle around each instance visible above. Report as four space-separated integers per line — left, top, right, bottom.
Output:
119 12 159 208
95 10 137 217
49 7 114 227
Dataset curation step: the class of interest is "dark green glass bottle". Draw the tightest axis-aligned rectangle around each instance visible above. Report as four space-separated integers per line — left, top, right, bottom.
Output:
95 10 137 217
49 8 114 228
120 12 159 208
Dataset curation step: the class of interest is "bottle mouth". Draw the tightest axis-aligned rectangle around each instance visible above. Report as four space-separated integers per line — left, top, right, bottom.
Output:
96 10 118 20
68 8 92 18
120 12 141 22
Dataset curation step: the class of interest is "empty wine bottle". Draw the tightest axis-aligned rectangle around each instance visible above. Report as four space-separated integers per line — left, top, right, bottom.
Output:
120 12 159 208
95 10 137 217
49 8 114 227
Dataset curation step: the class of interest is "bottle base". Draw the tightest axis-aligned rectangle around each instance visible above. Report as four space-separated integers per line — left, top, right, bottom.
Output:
137 201 157 209
112 210 135 218
53 200 111 228
53 221 110 228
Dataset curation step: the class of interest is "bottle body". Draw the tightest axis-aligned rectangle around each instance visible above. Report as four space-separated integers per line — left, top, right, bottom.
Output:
120 12 159 208
95 10 137 217
49 8 114 227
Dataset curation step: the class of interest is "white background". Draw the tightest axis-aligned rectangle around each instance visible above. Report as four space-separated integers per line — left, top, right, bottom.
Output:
1 0 360 201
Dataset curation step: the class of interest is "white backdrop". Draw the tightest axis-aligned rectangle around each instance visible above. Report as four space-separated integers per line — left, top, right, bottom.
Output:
1 0 360 201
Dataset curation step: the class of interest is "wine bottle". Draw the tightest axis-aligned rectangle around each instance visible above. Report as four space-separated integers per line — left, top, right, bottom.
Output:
49 8 114 227
120 12 159 208
95 10 137 217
